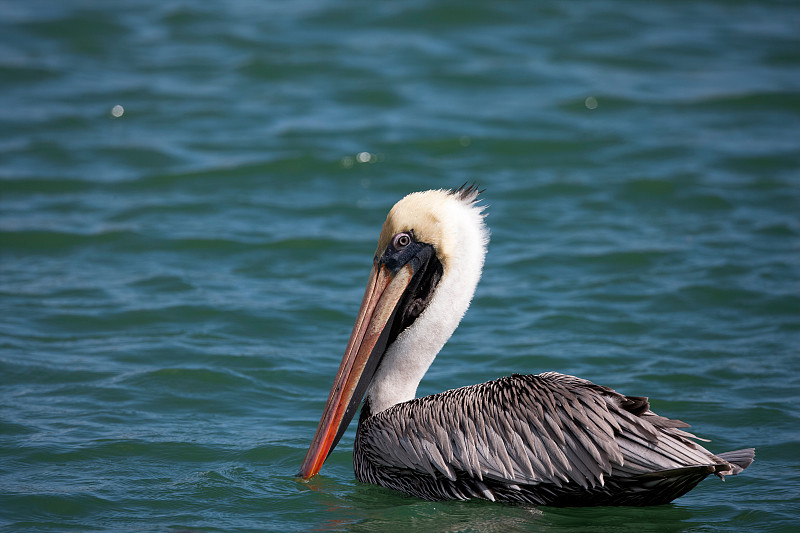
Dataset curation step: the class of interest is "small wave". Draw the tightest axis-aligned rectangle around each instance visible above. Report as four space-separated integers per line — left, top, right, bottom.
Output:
0 228 142 252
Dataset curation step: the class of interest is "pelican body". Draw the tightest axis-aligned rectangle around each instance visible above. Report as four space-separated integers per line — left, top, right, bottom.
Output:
299 185 753 506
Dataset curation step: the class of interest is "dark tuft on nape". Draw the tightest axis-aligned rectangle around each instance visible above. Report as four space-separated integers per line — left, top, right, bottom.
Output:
451 182 484 202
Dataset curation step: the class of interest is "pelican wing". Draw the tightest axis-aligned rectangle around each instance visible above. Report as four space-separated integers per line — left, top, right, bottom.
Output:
359 372 725 489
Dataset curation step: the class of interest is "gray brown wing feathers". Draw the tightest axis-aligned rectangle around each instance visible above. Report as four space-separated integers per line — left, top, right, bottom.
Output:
355 372 751 503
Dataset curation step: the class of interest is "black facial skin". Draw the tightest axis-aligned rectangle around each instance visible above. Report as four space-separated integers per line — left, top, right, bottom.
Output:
380 231 444 348
380 231 422 273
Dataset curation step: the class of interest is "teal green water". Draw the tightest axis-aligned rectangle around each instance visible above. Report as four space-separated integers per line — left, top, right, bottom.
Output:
2 1 799 531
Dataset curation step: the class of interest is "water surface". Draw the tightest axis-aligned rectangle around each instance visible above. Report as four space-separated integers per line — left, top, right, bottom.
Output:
1 1 799 531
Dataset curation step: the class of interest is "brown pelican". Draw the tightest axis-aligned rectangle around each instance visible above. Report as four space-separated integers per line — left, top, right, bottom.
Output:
299 185 753 506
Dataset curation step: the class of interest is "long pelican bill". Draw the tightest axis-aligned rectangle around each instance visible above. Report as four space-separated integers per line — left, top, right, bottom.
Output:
298 261 413 480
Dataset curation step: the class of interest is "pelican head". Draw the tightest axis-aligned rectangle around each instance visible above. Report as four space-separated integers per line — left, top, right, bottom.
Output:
299 185 489 479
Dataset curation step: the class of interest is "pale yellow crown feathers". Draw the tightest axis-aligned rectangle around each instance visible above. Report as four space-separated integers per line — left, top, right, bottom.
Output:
375 187 488 269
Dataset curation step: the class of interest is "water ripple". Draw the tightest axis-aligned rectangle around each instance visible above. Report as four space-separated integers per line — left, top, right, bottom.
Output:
1 0 798 530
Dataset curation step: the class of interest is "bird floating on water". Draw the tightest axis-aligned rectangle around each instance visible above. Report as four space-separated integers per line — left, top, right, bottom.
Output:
299 185 753 506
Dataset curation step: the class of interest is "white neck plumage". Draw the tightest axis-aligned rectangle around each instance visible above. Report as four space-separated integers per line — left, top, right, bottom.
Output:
365 195 489 415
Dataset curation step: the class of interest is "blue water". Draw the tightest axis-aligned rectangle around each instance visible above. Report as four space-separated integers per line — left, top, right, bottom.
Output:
1 1 799 531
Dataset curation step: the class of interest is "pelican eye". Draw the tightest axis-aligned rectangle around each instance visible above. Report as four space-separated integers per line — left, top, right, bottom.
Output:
392 232 411 249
